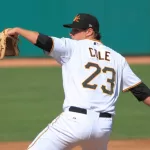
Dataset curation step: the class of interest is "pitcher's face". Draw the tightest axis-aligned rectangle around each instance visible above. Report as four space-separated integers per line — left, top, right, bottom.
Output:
69 28 87 40
70 28 95 40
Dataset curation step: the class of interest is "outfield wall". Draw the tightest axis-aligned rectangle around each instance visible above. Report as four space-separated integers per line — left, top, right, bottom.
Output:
1 0 150 56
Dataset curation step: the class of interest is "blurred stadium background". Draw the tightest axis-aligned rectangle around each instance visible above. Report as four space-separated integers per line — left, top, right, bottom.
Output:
1 0 150 57
0 0 150 149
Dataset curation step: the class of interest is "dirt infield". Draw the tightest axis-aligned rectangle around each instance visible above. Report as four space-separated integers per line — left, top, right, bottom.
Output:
0 56 150 150
0 139 149 150
0 56 150 68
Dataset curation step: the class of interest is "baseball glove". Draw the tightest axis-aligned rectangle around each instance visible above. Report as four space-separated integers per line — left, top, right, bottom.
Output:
0 28 19 60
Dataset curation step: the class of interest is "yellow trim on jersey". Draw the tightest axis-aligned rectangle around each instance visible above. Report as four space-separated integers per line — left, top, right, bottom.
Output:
27 126 49 150
123 81 142 92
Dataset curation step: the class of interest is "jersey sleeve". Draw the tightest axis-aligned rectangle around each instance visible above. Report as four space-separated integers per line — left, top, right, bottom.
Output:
44 37 76 64
121 59 141 92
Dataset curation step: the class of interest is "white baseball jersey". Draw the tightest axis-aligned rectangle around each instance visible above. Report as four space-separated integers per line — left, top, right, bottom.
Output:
45 37 141 115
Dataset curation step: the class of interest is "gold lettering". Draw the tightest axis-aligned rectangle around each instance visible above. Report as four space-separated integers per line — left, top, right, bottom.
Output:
98 51 104 60
89 48 95 57
89 48 110 61
105 51 110 61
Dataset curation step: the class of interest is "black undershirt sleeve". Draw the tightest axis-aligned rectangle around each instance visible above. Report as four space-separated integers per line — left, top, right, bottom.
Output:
129 82 150 101
34 33 53 52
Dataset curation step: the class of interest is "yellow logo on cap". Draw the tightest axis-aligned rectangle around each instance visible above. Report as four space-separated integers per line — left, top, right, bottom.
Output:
73 15 80 22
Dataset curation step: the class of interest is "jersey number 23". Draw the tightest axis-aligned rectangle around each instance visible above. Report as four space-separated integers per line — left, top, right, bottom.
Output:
82 62 116 95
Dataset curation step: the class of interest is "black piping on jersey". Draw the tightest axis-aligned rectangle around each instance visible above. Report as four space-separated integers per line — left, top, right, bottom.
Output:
123 81 142 92
35 33 54 53
129 82 150 101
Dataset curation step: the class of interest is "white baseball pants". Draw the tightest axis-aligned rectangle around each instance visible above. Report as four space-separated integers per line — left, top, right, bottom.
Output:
27 109 112 150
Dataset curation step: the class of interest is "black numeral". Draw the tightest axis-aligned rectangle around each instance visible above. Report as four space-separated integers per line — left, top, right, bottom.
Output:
101 67 116 95
82 62 116 95
82 62 101 89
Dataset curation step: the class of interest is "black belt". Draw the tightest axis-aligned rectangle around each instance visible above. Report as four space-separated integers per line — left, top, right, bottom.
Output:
69 106 112 118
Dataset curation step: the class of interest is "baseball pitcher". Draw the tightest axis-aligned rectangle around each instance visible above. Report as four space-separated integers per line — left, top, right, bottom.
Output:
7 13 150 150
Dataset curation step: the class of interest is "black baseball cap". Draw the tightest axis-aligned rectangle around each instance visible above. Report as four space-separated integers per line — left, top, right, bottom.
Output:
63 13 99 32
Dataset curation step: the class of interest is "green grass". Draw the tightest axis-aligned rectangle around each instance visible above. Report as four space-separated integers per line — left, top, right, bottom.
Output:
0 67 64 141
0 65 149 141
